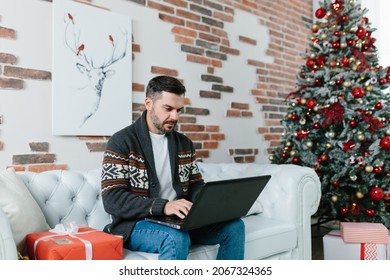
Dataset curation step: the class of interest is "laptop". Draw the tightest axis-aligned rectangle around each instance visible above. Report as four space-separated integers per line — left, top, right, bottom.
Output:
145 175 271 231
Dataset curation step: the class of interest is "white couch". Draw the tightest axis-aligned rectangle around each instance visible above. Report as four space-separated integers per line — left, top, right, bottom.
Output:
0 162 321 260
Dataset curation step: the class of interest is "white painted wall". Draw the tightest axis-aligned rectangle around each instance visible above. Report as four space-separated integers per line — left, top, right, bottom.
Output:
0 0 273 170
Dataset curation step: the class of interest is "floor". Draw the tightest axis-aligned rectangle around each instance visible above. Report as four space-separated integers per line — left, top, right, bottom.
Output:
311 218 339 260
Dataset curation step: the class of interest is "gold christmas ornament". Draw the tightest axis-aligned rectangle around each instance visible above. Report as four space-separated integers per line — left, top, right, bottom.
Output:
331 195 338 202
306 141 313 148
350 175 357 181
343 80 351 87
357 133 365 141
365 165 374 173
356 191 364 199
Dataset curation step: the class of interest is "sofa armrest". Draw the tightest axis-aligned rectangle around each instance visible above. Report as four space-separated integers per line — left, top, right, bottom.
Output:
257 164 321 259
0 208 18 260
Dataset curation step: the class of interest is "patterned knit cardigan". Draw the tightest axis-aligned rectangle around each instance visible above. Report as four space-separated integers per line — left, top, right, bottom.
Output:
101 111 204 242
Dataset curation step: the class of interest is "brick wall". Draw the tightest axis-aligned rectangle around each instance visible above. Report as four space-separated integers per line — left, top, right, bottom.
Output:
0 0 313 171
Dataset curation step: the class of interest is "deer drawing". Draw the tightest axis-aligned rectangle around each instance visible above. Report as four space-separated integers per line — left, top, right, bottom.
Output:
64 13 129 127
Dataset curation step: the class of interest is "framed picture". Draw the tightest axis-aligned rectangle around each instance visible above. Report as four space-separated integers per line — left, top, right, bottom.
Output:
52 0 132 136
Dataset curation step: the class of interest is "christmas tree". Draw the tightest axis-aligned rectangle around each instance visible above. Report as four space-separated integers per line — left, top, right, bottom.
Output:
269 0 390 227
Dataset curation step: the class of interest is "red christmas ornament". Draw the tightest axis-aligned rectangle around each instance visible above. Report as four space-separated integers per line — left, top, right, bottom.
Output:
341 15 348 21
315 7 327 19
306 58 315 68
313 122 321 129
332 41 340 49
290 114 298 121
366 209 375 216
349 119 357 127
281 152 288 158
374 166 382 174
379 78 387 85
347 39 355 46
351 87 365 98
356 26 367 39
306 99 316 109
370 186 384 201
292 157 300 164
341 207 349 214
320 154 328 162
334 31 341 37
380 136 390 149
375 102 383 109
332 181 340 187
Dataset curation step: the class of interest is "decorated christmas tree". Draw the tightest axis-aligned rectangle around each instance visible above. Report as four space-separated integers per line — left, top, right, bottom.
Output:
269 0 390 227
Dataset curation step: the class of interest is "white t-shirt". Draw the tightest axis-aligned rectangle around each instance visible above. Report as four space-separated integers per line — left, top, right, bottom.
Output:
149 132 176 200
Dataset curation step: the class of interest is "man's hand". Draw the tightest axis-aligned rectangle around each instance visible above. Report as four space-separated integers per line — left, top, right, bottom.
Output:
164 198 193 219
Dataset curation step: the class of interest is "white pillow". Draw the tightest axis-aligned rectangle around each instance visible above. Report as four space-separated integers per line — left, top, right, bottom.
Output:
0 169 49 254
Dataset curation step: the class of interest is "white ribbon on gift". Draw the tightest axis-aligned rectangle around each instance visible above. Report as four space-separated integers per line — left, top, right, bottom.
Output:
33 222 96 260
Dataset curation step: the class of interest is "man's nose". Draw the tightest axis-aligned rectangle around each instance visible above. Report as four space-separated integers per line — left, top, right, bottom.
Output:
170 110 179 120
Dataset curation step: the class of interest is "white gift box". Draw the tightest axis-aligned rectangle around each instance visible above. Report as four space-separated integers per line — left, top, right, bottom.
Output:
323 230 390 260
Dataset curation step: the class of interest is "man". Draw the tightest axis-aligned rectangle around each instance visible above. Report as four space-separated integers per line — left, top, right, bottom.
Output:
101 75 245 260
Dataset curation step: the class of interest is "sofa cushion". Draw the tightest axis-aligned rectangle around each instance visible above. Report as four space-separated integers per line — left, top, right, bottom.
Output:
0 169 49 254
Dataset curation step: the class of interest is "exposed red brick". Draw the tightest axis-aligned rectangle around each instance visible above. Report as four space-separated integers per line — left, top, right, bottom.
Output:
0 77 24 89
4 66 51 80
151 66 178 76
29 142 49 152
226 109 240 117
180 124 205 131
206 125 219 132
195 150 209 159
86 142 107 152
132 83 144 92
211 133 225 141
241 111 253 117
185 133 210 140
231 102 249 110
0 26 16 39
172 26 197 37
203 141 218 149
148 0 175 13
176 9 201 21
28 164 68 173
159 13 185 26
165 0 188 8
239 35 256 45
0 53 17 64
12 154 56 165
7 165 25 171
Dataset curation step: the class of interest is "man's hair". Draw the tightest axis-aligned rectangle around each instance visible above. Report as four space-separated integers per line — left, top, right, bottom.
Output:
146 75 186 99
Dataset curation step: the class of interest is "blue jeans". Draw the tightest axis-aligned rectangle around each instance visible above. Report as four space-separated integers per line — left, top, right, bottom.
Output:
127 218 245 260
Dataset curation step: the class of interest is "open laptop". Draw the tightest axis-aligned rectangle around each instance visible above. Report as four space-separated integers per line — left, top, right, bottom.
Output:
145 175 271 231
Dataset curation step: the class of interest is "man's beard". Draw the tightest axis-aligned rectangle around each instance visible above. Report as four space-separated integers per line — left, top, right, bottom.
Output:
150 109 177 134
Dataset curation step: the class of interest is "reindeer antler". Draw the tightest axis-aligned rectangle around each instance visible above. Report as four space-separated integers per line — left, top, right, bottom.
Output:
101 30 129 69
64 13 92 66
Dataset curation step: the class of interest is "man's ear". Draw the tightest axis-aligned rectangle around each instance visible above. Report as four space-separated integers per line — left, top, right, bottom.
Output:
144 97 153 110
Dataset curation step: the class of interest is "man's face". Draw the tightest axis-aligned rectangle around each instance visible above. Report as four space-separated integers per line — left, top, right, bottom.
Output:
145 91 185 134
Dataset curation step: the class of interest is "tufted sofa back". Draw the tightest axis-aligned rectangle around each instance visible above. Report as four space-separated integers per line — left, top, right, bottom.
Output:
16 170 111 231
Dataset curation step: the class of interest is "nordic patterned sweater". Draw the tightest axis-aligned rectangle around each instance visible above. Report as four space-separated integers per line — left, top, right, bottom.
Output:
101 110 205 243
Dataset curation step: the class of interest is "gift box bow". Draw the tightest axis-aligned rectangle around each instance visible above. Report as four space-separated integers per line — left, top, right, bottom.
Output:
33 222 97 260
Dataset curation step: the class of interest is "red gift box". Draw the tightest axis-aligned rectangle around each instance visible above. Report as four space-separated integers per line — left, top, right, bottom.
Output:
26 226 123 260
340 222 389 244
